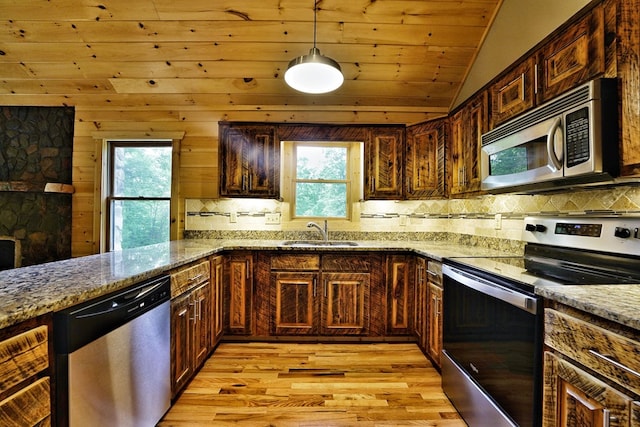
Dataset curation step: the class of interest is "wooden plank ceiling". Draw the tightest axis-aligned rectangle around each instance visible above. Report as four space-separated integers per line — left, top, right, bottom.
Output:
0 0 501 124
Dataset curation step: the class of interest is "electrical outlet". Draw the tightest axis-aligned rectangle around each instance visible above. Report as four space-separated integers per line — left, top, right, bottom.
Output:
229 211 237 223
494 213 502 230
399 215 408 226
265 213 281 225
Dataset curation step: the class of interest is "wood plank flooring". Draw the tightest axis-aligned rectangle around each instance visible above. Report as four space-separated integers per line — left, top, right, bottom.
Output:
158 342 466 426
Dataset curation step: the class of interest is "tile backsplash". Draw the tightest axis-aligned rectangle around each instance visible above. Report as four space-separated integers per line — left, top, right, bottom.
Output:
185 184 640 242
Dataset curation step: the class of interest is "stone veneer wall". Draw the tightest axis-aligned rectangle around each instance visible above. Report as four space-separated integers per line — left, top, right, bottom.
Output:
183 184 640 252
0 106 74 266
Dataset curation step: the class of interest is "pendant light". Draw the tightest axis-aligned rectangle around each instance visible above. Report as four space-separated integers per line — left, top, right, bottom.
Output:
284 1 344 94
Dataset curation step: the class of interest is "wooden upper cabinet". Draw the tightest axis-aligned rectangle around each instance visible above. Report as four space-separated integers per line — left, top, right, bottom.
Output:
537 4 605 103
405 119 447 199
450 91 487 196
219 123 280 198
365 126 405 200
489 57 537 128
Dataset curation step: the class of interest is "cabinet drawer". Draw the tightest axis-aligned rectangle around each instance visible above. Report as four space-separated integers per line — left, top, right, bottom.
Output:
545 309 640 396
171 260 210 297
0 325 48 396
0 377 50 427
322 254 372 272
426 260 442 285
270 254 319 271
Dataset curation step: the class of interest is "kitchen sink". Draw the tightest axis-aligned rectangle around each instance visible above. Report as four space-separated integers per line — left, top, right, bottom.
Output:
281 240 359 247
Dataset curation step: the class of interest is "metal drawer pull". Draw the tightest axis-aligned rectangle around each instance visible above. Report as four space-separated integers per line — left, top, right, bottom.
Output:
188 274 203 282
426 269 438 277
588 349 640 379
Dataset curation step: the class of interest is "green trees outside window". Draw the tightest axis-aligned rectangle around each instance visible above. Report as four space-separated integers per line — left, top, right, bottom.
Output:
294 145 349 218
108 143 172 251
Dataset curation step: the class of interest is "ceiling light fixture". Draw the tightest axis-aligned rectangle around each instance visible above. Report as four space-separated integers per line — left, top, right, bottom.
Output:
284 1 344 94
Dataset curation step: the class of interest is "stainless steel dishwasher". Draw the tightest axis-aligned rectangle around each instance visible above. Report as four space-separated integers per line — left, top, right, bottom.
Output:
54 274 171 427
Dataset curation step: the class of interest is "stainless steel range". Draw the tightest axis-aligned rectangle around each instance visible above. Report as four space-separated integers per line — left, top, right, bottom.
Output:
442 215 640 427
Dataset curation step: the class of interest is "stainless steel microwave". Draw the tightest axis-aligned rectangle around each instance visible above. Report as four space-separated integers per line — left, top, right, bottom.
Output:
480 78 619 193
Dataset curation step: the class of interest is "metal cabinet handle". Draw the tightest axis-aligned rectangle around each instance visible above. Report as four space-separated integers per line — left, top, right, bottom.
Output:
426 269 438 277
324 279 328 298
313 278 317 297
520 72 526 101
245 260 250 279
588 349 640 379
189 274 203 282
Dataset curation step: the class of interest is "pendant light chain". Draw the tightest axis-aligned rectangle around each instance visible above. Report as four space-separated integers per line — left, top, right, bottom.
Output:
313 0 317 49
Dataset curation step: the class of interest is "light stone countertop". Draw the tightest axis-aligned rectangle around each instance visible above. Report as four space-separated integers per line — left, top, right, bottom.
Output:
0 238 508 330
1 238 638 332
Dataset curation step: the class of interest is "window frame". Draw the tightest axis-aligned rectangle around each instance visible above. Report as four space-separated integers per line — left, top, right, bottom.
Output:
106 140 173 251
282 140 363 221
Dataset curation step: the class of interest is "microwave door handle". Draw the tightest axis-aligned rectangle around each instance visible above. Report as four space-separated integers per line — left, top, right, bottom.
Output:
547 117 563 171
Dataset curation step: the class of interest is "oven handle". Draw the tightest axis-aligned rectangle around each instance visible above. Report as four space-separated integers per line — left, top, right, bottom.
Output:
443 265 538 315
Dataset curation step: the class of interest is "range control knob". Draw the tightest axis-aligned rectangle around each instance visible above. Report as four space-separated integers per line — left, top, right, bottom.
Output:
525 224 547 232
525 224 536 232
614 227 631 239
535 224 547 232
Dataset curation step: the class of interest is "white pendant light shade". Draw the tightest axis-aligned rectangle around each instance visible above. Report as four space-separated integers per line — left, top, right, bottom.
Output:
285 47 344 94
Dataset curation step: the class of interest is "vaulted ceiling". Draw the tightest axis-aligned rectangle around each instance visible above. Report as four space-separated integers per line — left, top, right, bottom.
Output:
0 0 501 124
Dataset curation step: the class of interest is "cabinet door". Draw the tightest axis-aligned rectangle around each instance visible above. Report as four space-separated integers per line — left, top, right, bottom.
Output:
171 293 192 396
449 92 487 196
413 257 427 351
322 272 370 335
386 255 413 334
210 256 224 346
192 282 210 368
537 4 605 103
427 282 443 367
543 351 632 427
406 120 447 199
272 272 317 335
365 127 405 199
225 253 253 335
490 57 537 128
219 123 279 198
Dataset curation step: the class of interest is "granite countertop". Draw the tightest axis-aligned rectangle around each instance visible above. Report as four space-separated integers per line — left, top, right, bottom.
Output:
1 238 638 332
0 238 508 330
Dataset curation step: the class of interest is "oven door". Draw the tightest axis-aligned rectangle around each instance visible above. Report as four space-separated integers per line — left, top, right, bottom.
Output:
442 263 543 427
481 114 564 192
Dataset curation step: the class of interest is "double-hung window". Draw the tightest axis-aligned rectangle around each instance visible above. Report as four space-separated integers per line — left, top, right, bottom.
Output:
286 141 361 220
107 141 172 251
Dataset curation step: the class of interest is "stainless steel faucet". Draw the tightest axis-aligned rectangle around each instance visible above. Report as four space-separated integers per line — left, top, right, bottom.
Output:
306 220 328 241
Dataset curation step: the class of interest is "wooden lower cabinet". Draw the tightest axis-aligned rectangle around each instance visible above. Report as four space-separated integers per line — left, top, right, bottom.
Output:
273 271 317 335
543 307 640 426
170 260 212 397
322 272 370 335
426 281 443 367
210 255 224 345
413 256 428 350
0 319 51 427
225 252 253 335
543 352 635 427
269 253 381 337
386 254 413 334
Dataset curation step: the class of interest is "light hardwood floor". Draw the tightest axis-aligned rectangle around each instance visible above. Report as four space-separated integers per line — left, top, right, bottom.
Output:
158 342 466 426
